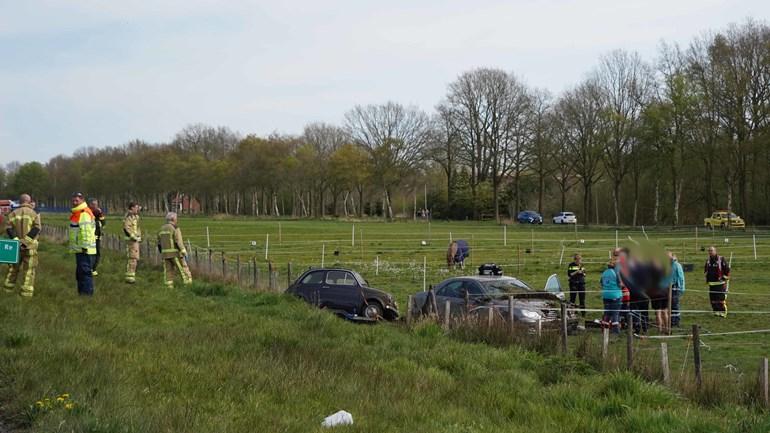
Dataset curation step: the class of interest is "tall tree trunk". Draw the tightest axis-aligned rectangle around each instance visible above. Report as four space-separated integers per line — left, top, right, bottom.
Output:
653 179 659 226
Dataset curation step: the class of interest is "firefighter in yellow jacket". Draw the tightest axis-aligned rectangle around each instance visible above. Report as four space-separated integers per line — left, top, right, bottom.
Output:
123 202 142 283
157 212 192 287
4 194 41 297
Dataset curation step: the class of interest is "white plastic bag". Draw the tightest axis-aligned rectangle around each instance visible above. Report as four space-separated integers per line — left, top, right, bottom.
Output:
321 410 354 427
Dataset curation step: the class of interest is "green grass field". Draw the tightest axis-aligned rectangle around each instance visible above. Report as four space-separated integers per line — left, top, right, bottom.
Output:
73 214 769 374
0 215 770 432
0 236 769 432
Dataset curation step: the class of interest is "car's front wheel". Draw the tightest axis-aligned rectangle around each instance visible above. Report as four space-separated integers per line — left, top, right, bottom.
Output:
363 301 384 319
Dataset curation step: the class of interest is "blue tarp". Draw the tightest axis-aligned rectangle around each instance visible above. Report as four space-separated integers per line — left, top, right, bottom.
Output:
454 239 470 262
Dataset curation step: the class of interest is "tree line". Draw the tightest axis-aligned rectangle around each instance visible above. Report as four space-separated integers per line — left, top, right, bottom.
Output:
2 20 770 225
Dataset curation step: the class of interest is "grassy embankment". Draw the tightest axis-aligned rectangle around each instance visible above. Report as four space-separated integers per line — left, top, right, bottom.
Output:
0 227 768 432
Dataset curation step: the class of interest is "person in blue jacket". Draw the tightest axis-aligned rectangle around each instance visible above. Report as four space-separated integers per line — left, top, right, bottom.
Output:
601 258 623 334
667 252 686 327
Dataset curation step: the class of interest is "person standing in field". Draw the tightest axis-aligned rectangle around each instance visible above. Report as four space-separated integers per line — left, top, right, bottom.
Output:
667 252 685 327
3 194 41 297
600 258 622 334
567 254 586 319
705 246 730 317
123 202 142 284
157 212 192 288
89 198 106 276
68 192 97 296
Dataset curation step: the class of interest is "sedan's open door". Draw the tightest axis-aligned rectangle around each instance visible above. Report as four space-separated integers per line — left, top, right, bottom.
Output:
544 274 565 301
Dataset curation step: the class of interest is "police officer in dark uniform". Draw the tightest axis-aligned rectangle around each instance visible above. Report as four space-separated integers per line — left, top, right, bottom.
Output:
567 254 586 318
88 198 106 276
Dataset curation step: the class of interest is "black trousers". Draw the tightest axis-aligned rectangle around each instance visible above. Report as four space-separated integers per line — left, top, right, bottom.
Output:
629 294 650 334
91 238 101 271
569 282 586 317
709 283 727 312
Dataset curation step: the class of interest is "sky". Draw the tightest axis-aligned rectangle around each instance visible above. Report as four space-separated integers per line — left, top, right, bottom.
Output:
0 0 768 165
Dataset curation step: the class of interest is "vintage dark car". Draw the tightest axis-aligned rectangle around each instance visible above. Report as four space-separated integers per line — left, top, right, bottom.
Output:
410 265 577 329
286 268 399 321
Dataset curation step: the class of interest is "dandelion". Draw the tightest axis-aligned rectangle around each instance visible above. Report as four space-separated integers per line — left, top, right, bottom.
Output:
35 401 43 408
64 403 74 410
56 397 65 403
61 393 70 399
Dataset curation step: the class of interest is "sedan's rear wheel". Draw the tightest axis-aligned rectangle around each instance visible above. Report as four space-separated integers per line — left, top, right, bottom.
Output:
364 301 384 319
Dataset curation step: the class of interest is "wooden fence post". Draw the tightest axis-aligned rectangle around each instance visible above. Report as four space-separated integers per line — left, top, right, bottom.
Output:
287 262 293 287
208 249 212 275
602 328 609 364
268 261 275 290
236 255 241 285
487 307 494 329
661 342 671 385
406 295 413 327
692 324 702 388
626 312 634 370
761 357 769 408
194 248 199 271
221 253 227 279
560 303 568 355
253 257 259 289
508 297 515 335
443 300 451 329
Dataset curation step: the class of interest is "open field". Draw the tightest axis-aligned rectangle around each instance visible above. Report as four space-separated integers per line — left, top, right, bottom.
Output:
41 216 770 375
0 238 769 432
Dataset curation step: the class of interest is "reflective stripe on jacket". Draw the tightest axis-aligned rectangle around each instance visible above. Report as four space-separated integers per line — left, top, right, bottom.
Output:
6 204 41 250
157 223 187 259
123 214 141 241
69 202 96 254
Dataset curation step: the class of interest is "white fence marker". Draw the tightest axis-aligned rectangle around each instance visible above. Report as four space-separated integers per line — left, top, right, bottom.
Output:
265 234 269 260
559 244 565 266
753 234 757 260
321 243 325 267
206 226 211 248
449 232 453 243
504 225 507 246
423 256 427 291
615 230 618 248
376 255 379 276
642 225 649 240
352 224 355 247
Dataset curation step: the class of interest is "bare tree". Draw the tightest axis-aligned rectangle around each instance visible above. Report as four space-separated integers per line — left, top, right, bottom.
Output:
302 122 348 216
344 102 431 219
556 80 606 226
594 50 655 225
443 68 532 221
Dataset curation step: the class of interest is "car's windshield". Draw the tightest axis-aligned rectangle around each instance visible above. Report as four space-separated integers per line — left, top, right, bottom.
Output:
727 213 738 218
352 271 367 286
480 278 533 295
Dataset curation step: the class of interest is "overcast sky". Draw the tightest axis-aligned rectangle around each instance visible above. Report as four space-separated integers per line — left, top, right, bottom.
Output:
1 0 768 165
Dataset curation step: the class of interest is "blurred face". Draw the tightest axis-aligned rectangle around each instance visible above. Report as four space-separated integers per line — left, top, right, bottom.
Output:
89 200 99 210
72 196 83 207
708 247 717 257
129 205 140 215
575 255 582 264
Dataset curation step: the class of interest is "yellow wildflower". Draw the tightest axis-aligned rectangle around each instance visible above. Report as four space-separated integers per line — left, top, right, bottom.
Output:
64 403 74 410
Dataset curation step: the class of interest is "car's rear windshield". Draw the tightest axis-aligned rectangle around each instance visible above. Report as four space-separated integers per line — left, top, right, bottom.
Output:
564 212 574 216
727 213 738 218
480 278 533 295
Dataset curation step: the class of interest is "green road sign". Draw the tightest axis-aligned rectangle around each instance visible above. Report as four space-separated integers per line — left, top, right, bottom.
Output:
0 239 20 264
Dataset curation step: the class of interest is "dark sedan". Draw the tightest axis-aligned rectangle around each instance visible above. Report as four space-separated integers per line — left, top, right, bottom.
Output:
411 272 577 328
286 268 399 321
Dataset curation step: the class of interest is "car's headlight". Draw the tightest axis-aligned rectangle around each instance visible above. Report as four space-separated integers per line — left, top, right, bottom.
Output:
521 309 541 320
